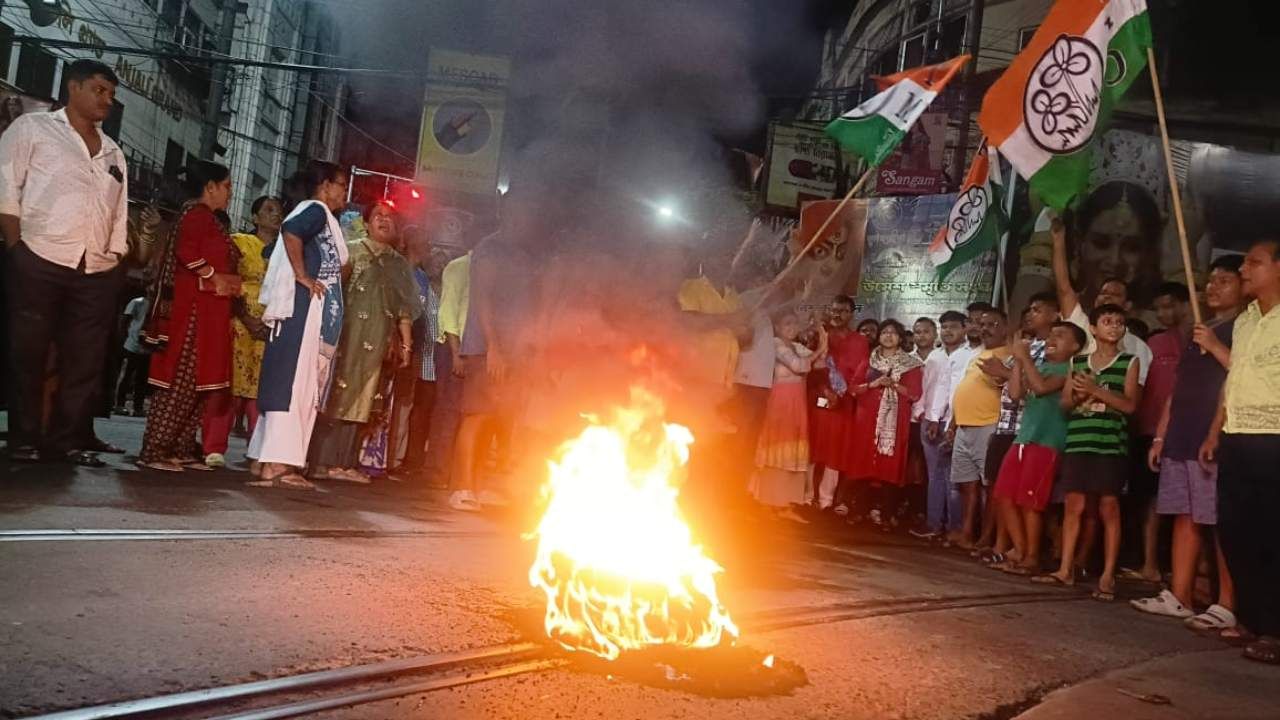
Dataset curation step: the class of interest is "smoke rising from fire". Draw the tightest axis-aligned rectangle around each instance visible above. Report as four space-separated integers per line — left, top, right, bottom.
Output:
332 0 825 441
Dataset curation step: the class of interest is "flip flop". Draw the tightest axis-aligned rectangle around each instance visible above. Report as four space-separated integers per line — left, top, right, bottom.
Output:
1117 567 1162 583
137 459 184 473
329 468 372 485
1031 573 1074 587
247 470 316 491
63 450 106 468
1092 583 1118 602
1000 564 1033 576
180 460 214 472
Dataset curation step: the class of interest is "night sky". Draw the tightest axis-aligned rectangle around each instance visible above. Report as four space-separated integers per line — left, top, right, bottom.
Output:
338 0 849 169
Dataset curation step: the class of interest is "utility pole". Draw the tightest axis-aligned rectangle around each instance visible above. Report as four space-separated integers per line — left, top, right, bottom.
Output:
200 0 241 158
951 0 985 184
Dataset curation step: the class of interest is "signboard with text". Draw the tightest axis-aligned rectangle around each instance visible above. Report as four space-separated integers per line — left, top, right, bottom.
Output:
764 121 839 212
416 49 510 196
857 194 995 321
875 112 947 196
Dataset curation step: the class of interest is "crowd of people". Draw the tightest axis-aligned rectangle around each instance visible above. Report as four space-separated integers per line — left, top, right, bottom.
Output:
2 60 1278 666
736 222 1280 665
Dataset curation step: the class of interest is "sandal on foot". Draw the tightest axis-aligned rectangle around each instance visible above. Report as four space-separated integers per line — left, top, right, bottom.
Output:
180 460 214 471
1092 583 1118 602
137 459 184 473
63 450 106 468
1243 637 1280 665
247 472 316 490
1118 567 1162 583
329 468 372 484
1001 564 1034 576
1031 573 1074 587
1185 604 1236 632
1130 589 1193 618
979 549 1005 565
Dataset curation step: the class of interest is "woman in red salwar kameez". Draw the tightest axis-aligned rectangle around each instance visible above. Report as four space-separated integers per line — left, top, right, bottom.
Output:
138 162 240 472
849 319 924 525
808 296 869 510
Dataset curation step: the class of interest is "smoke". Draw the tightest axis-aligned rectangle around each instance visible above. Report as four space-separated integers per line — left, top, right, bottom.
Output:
329 0 825 445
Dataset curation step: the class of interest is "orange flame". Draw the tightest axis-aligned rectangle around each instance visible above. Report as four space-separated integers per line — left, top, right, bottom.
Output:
527 387 738 660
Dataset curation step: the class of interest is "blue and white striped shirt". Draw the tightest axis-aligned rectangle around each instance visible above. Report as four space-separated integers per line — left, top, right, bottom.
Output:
414 268 441 382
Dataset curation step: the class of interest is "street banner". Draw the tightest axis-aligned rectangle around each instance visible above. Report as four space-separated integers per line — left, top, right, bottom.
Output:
792 199 869 305
824 55 969 167
930 143 1006 280
979 0 1152 209
858 194 996 322
764 122 839 212
874 111 947 195
416 49 510 196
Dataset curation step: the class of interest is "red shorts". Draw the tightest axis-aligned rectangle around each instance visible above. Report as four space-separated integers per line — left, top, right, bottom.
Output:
993 443 1059 512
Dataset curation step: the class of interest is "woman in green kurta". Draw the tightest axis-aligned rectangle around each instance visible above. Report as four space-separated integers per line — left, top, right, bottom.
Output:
309 201 422 483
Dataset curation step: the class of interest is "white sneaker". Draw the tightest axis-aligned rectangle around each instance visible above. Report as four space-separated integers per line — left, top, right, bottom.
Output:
205 453 226 468
477 489 509 507
449 490 481 512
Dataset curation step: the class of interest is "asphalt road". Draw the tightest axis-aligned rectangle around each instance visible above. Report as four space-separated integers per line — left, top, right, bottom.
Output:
1 416 1275 719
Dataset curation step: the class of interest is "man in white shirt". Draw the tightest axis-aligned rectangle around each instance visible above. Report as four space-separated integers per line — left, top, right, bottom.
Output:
912 310 979 538
725 286 776 495
0 61 128 466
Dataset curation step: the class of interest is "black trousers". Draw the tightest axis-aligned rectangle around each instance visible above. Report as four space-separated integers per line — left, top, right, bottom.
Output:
5 243 122 453
403 378 438 468
1217 433 1280 637
115 351 151 413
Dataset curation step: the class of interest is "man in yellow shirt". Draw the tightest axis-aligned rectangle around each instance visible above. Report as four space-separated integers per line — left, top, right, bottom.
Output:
423 250 469 492
947 308 1012 548
1203 237 1280 664
677 274 743 390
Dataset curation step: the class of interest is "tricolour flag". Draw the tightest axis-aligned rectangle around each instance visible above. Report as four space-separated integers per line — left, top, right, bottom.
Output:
978 0 1151 209
825 55 969 167
930 143 1006 280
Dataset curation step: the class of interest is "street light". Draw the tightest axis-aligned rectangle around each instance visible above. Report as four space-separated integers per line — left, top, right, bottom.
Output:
656 205 675 220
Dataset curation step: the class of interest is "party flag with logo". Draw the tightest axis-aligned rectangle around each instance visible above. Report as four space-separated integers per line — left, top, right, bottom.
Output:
930 143 1006 280
825 55 970 167
978 0 1151 209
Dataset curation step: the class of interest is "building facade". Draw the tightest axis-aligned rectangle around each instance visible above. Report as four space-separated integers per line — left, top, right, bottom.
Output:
0 0 344 223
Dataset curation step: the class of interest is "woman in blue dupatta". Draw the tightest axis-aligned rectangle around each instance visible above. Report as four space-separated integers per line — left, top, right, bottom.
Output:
247 161 350 489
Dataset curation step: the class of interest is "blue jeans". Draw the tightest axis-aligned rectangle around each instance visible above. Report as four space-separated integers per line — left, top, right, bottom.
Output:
923 426 962 532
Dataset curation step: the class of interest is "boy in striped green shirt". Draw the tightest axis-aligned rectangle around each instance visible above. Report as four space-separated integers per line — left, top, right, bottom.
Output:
1036 304 1142 602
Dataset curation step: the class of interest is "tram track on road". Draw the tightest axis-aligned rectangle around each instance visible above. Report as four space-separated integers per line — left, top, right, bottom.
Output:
0 528 492 543
22 589 1085 720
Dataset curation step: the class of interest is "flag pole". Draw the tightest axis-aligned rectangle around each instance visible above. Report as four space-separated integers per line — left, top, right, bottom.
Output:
990 153 1015 309
753 163 876 311
1146 47 1202 325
